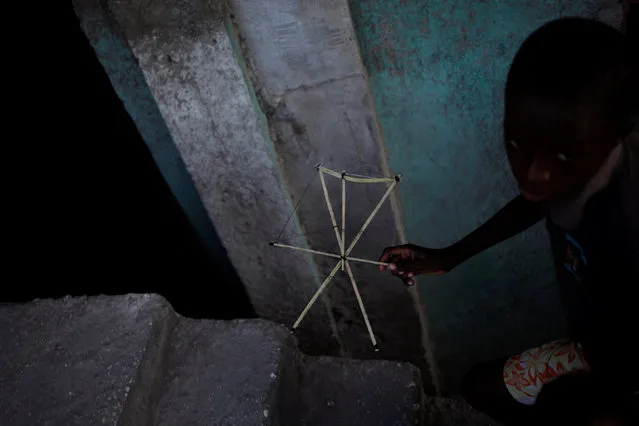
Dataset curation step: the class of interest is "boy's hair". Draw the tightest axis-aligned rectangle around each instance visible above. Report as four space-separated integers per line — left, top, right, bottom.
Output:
505 17 637 138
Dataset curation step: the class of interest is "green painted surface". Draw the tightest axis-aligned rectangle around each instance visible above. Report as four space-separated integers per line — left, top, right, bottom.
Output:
349 0 603 392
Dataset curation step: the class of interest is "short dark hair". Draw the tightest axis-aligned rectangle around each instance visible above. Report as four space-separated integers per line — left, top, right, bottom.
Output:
505 17 637 137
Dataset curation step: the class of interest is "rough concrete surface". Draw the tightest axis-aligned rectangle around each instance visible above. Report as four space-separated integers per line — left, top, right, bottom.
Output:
230 0 431 387
0 294 433 426
71 0 225 262
422 397 501 426
73 0 341 356
155 319 296 426
74 0 434 386
286 356 422 426
0 294 175 426
0 294 510 425
230 0 363 99
277 75 428 370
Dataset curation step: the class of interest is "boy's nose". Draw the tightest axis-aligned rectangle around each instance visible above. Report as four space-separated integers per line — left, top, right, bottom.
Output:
527 156 551 182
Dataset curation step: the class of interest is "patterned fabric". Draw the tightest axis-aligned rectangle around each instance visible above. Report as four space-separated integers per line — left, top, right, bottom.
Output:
503 339 590 405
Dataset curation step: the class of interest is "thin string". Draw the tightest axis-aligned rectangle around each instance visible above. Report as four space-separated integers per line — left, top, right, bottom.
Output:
319 165 396 181
274 171 319 243
345 171 391 179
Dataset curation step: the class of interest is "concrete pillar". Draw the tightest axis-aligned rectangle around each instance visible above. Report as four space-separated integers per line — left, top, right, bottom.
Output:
230 0 434 388
72 0 339 355
72 0 433 390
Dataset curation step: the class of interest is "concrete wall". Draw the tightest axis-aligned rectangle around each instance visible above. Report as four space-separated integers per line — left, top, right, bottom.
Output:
229 0 432 385
73 0 340 355
347 0 617 392
73 0 432 388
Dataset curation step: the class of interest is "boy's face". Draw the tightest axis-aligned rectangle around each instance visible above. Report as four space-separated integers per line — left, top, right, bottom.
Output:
504 97 619 203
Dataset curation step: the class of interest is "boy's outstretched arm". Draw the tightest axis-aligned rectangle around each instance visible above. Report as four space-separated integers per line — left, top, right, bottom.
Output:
379 195 544 285
447 195 545 266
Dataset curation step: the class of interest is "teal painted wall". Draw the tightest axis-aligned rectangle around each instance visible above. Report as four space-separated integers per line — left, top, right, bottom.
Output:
349 0 604 392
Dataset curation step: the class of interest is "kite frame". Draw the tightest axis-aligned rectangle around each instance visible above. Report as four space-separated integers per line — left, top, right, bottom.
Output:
270 164 401 350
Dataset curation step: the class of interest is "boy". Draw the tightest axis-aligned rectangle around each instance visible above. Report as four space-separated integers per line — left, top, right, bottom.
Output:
379 17 637 425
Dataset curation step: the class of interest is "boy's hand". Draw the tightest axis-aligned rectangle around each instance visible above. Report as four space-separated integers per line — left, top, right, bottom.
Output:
378 244 457 286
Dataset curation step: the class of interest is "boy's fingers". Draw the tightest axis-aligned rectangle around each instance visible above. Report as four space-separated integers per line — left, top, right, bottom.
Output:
379 250 402 271
379 247 411 262
379 248 393 263
379 246 418 272
393 259 422 275
379 249 394 271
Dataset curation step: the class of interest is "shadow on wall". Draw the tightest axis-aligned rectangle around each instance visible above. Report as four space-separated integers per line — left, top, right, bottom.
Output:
3 4 255 320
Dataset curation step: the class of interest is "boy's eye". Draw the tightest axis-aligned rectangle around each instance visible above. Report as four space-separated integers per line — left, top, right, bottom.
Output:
557 153 569 162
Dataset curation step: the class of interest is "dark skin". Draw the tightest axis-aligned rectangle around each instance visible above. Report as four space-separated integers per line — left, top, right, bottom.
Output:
504 97 620 202
380 9 639 425
379 98 621 284
378 98 629 424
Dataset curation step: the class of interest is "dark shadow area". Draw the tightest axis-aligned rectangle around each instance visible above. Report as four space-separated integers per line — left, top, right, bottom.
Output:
2 3 255 320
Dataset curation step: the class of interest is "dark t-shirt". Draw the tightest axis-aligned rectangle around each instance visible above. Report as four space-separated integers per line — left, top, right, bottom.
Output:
546 137 638 390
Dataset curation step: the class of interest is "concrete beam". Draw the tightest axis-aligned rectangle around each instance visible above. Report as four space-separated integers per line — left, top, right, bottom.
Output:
230 0 434 390
73 0 434 388
71 0 222 262
72 0 340 355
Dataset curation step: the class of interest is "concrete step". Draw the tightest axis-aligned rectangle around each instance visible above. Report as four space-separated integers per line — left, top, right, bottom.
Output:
0 295 420 425
0 294 495 426
422 397 501 426
282 356 422 426
0 294 175 426
154 318 296 426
